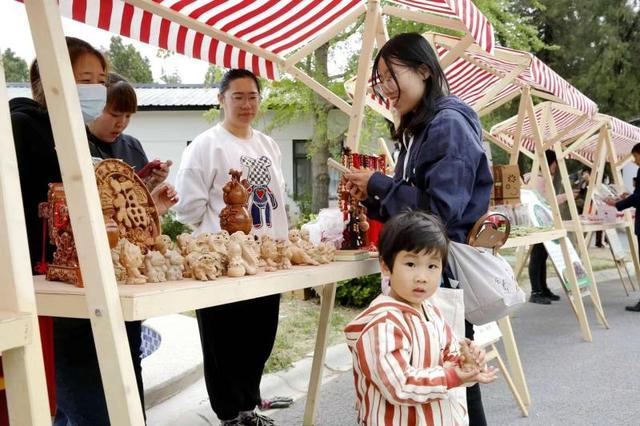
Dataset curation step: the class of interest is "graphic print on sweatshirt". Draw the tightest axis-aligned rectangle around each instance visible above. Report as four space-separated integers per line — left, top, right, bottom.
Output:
240 155 279 228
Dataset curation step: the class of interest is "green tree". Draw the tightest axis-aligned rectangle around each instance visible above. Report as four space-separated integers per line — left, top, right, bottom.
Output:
160 67 182 84
2 48 28 82
204 64 225 87
514 0 640 120
106 36 154 83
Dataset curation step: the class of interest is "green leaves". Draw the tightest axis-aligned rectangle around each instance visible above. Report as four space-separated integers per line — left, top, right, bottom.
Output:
2 48 28 82
106 36 154 83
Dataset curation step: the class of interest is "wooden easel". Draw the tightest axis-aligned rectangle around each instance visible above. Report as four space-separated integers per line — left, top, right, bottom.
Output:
0 58 51 425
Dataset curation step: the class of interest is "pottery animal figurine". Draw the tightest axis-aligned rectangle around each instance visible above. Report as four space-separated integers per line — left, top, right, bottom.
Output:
165 249 184 281
219 169 252 234
196 232 213 252
260 235 279 272
288 230 319 266
154 234 174 255
111 239 127 283
143 250 167 283
275 240 293 270
176 233 198 256
186 252 218 281
120 239 147 284
230 231 258 275
226 237 246 277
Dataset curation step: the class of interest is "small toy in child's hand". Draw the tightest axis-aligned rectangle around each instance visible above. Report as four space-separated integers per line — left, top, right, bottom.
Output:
137 159 163 179
459 340 478 372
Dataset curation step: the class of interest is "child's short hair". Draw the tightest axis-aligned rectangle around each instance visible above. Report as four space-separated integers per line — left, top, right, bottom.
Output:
106 73 137 114
378 210 449 271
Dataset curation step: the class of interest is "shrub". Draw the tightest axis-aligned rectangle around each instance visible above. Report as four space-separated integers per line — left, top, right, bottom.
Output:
161 211 192 242
336 274 381 308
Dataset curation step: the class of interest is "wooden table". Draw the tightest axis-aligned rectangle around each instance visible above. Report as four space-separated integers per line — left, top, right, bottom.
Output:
34 259 381 425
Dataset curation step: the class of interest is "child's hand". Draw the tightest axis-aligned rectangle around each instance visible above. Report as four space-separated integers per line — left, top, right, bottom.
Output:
474 366 498 384
454 363 499 385
465 339 486 368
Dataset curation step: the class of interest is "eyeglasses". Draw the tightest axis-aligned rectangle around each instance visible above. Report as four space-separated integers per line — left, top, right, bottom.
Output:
227 93 262 106
372 68 412 98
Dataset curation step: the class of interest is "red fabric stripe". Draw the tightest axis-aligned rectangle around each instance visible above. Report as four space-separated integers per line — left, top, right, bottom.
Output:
120 3 135 38
238 49 247 70
192 32 204 60
204 0 253 25
249 1 319 46
265 60 275 80
176 25 189 54
252 55 260 77
208 37 219 63
97 0 113 30
235 1 297 39
261 0 342 51
384 401 395 424
140 11 153 43
223 44 233 68
222 0 279 33
72 0 87 21
158 18 171 49
273 0 360 54
189 0 225 19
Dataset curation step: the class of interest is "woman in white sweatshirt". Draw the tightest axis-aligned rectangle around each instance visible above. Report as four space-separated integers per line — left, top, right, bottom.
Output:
174 69 287 426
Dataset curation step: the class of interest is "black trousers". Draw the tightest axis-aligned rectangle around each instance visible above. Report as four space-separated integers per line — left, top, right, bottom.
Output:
197 294 280 421
528 243 549 294
53 318 144 426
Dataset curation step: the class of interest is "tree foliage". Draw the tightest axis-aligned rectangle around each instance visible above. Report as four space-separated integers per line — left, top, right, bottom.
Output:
2 48 28 82
106 36 154 83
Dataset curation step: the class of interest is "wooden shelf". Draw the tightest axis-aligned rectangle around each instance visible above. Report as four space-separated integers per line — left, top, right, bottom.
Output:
501 229 567 249
0 310 32 353
35 259 381 321
562 220 629 233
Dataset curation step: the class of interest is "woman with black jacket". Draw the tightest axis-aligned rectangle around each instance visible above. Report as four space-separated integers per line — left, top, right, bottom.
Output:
343 33 493 425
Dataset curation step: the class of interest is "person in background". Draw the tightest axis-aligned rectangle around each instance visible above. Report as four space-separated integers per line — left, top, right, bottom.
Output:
341 32 493 425
174 69 287 426
525 150 568 304
605 143 640 311
345 211 497 425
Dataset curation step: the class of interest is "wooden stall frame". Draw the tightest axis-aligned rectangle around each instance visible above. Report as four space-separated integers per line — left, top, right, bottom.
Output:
0 53 51 425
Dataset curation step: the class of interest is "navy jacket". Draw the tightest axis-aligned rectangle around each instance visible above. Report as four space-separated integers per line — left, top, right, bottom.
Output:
615 168 640 235
364 95 493 243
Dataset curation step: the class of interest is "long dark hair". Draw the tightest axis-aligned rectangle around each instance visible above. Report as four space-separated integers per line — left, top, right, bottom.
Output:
372 33 449 140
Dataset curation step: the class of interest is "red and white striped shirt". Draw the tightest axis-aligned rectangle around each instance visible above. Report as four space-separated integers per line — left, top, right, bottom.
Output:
344 295 468 425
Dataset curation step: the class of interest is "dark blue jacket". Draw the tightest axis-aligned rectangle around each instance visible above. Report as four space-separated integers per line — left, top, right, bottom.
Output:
364 95 493 243
616 168 640 235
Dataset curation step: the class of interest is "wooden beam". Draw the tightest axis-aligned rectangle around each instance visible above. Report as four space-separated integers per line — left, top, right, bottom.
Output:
510 90 529 165
0 42 50 426
477 90 520 118
347 0 381 151
23 1 145 424
559 122 606 161
474 62 527 112
283 5 366 69
126 0 282 65
439 33 474 70
376 12 389 48
288 66 352 115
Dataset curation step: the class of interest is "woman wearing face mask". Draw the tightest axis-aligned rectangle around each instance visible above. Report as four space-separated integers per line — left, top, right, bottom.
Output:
342 33 493 425
175 69 287 426
9 37 151 426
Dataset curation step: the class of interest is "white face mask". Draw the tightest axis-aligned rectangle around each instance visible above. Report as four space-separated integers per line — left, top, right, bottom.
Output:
77 84 106 124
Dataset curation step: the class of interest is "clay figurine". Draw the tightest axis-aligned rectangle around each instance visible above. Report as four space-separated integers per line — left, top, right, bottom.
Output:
275 240 293 270
143 250 168 283
260 235 279 272
226 237 247 277
288 230 319 266
165 249 185 281
219 169 252 234
111 238 127 283
176 233 198 256
120 239 147 284
186 252 218 281
230 231 258 275
154 234 174 255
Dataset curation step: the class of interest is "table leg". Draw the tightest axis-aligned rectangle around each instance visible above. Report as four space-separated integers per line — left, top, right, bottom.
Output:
303 282 337 426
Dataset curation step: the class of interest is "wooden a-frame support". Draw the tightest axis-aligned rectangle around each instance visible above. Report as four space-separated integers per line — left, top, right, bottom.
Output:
0 48 51 426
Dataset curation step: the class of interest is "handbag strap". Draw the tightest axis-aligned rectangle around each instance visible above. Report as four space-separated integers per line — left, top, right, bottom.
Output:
466 212 510 253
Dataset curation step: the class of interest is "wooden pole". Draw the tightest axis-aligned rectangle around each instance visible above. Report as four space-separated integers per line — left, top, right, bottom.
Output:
347 0 381 151
23 1 144 424
0 49 50 426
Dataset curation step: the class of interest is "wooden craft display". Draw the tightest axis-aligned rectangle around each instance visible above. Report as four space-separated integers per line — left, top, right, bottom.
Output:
38 159 160 287
220 169 252 235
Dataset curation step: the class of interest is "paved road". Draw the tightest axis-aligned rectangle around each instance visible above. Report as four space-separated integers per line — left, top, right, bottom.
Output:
271 277 640 425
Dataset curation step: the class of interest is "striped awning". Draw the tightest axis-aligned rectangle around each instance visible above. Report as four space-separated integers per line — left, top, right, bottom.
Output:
573 116 640 163
387 0 495 53
55 0 364 80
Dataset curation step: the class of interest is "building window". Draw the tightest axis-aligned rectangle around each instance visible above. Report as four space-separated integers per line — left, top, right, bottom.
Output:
293 140 312 199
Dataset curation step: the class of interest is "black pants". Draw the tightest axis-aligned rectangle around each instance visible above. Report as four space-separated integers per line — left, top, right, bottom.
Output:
529 243 549 294
53 318 144 426
197 294 280 421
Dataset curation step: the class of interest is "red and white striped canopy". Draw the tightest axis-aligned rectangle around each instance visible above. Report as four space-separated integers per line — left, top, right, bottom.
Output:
55 0 364 80
573 116 640 163
388 0 495 53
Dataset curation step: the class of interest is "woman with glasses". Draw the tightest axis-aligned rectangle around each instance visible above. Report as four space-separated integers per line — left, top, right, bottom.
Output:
174 69 287 426
343 32 493 425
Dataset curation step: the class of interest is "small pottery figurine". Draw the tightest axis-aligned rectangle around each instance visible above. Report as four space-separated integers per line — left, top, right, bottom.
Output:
154 234 174 255
165 249 185 281
111 238 127 283
260 235 279 272
230 231 258 275
226 237 247 277
196 232 213 252
120 239 147 284
176 233 198 256
288 230 319 266
219 169 252 234
186 252 218 281
143 250 168 283
275 240 293 270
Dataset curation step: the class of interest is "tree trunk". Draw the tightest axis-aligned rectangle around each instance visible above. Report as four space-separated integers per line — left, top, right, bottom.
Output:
310 44 331 213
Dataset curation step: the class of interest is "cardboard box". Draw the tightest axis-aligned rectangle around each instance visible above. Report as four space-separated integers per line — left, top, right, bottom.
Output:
491 165 521 200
